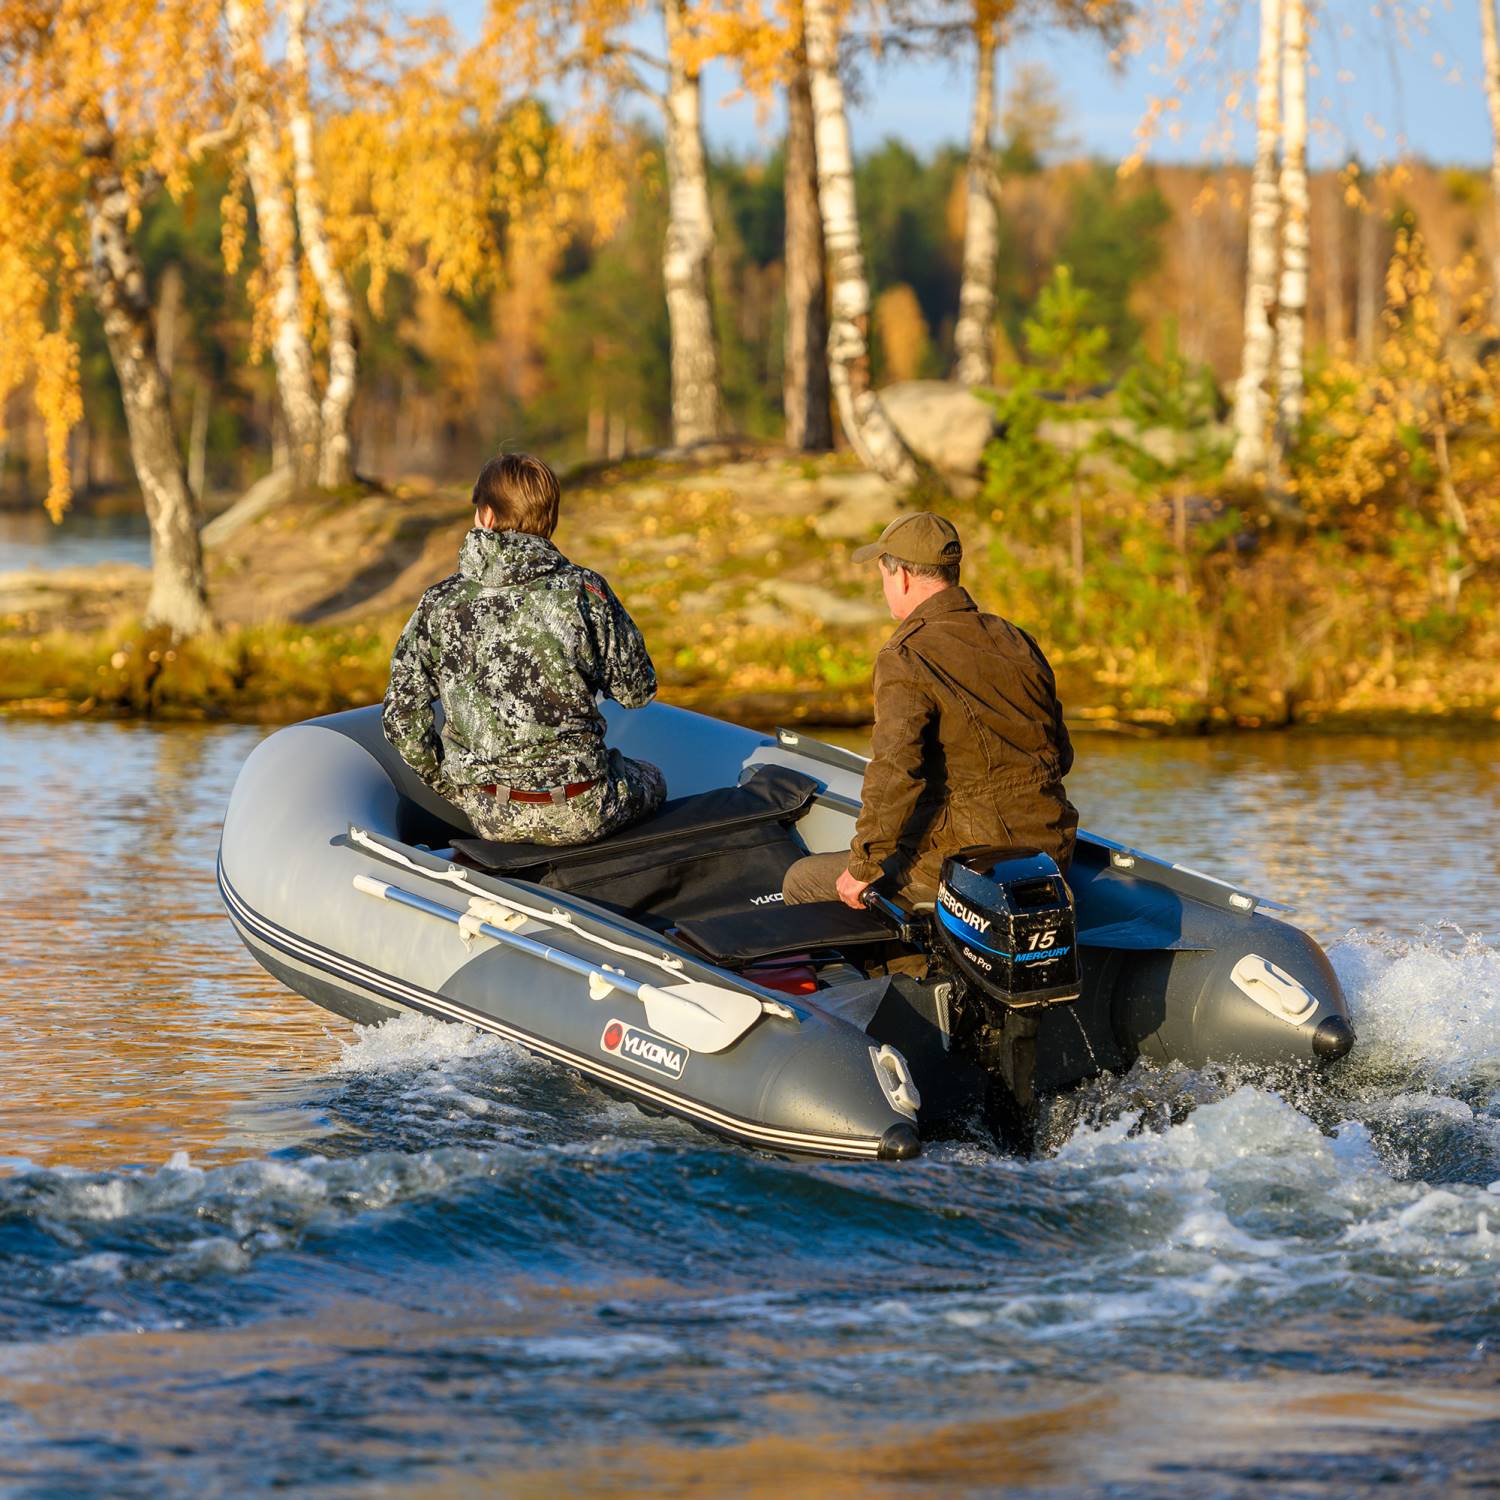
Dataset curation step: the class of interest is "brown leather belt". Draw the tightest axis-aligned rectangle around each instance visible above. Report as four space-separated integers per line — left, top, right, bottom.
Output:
477 778 600 804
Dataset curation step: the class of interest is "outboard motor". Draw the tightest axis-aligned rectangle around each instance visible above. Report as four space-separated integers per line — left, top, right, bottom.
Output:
935 849 1081 1007
932 849 1080 1150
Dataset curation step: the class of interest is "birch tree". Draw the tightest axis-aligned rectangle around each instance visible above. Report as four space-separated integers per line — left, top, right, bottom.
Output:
1273 0 1309 469
285 0 359 486
784 38 832 449
661 0 723 444
0 0 224 636
1230 0 1282 479
953 1 1002 386
1480 0 1500 324
803 0 921 483
225 0 322 487
484 0 724 448
86 134 214 634
686 0 831 448
924 0 1128 387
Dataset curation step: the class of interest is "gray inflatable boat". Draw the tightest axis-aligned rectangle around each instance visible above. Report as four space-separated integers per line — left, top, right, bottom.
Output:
218 703 1355 1161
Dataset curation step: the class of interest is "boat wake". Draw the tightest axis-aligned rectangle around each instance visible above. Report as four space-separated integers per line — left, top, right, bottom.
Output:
1331 923 1500 1087
1 927 1494 1386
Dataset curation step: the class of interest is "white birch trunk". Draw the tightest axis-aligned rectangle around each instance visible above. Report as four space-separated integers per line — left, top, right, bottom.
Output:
85 136 212 638
1480 0 1500 324
803 0 920 484
1230 0 1282 479
226 0 321 489
953 16 1000 388
285 0 358 487
784 46 832 450
1274 0 1310 464
660 0 723 447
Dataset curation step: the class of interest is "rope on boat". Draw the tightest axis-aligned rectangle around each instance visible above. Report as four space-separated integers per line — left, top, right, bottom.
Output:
347 826 796 1022
352 874 770 1054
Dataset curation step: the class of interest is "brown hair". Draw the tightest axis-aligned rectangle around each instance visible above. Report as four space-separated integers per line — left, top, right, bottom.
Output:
880 552 960 587
472 453 561 537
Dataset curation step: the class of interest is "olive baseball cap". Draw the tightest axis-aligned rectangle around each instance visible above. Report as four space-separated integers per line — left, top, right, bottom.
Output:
851 511 963 567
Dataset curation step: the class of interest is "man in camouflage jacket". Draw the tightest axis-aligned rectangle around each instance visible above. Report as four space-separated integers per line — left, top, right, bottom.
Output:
382 454 666 845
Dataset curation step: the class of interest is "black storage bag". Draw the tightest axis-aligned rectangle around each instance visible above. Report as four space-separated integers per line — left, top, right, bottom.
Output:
674 900 892 965
540 819 808 928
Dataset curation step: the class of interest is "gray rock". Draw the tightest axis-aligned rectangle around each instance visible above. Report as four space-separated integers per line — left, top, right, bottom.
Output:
0 563 147 615
1032 417 1232 472
878 380 1001 496
621 483 670 508
756 578 887 628
738 601 792 630
810 471 901 540
676 583 731 614
1033 417 1101 454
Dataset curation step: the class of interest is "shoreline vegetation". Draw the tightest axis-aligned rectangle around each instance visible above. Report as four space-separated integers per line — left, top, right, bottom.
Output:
5 444 1499 736
5 0 1500 744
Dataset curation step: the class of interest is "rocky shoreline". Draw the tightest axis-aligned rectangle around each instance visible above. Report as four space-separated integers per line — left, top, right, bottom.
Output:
4 451 1499 733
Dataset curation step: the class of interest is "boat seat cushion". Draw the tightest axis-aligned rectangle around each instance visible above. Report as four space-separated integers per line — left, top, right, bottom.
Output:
674 902 894 966
452 765 825 929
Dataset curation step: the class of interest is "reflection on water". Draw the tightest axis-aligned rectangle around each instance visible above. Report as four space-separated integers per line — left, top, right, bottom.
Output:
0 717 1496 1496
1 1307 1492 1498
0 721 339 1172
0 510 153 573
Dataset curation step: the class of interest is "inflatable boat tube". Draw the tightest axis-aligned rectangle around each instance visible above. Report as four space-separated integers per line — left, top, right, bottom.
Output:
218 703 1355 1161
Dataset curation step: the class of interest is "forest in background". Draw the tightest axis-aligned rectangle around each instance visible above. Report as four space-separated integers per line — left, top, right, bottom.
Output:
4 0 1500 731
3 120 1493 504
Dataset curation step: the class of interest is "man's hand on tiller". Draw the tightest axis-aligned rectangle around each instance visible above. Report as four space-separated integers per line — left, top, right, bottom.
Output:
835 867 873 910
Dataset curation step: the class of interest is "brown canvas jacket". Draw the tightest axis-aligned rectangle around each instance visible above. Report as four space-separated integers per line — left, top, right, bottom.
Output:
847 587 1078 895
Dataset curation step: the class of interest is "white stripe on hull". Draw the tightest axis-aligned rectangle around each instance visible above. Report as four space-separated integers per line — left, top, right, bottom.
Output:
219 863 885 1160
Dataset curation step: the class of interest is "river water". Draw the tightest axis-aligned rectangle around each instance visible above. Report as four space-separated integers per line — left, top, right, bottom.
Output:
0 718 1496 1496
0 512 153 574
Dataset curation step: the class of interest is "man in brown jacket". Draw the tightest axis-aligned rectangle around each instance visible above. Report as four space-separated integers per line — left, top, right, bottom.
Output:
782 512 1078 910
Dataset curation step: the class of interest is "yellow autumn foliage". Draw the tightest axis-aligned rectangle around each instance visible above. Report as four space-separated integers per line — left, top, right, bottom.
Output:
1296 227 1500 606
0 0 630 523
0 0 227 519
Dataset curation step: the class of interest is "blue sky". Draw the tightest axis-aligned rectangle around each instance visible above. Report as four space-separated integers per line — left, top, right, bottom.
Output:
437 1 1495 167
695 4 1495 169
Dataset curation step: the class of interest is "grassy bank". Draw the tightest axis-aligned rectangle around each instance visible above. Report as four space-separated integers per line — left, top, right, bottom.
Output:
0 620 401 722
4 447 1500 733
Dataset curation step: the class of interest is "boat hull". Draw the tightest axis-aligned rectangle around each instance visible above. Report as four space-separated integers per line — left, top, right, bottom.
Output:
218 713 922 1161
218 704 1354 1160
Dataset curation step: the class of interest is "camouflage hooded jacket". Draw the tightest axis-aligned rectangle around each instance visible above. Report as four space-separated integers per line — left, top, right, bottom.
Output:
382 528 657 792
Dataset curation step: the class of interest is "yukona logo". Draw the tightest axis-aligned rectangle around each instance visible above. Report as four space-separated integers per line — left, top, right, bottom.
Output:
600 1019 688 1079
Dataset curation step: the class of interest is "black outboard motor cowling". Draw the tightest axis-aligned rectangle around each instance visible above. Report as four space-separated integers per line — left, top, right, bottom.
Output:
935 849 1081 1007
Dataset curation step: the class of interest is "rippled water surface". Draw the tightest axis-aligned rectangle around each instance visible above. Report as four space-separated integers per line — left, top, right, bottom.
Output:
1 719 1497 1496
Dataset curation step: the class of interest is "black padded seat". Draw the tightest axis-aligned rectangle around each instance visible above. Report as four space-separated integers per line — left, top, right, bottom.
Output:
451 765 825 931
674 901 893 966
452 764 820 875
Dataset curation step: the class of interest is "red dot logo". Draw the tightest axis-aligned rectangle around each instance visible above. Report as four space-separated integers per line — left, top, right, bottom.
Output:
602 1022 624 1052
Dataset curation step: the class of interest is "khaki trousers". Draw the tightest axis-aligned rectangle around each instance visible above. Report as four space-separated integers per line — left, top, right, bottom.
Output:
781 851 938 908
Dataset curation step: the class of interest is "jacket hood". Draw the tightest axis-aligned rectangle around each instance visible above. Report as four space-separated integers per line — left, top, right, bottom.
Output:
459 528 566 589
